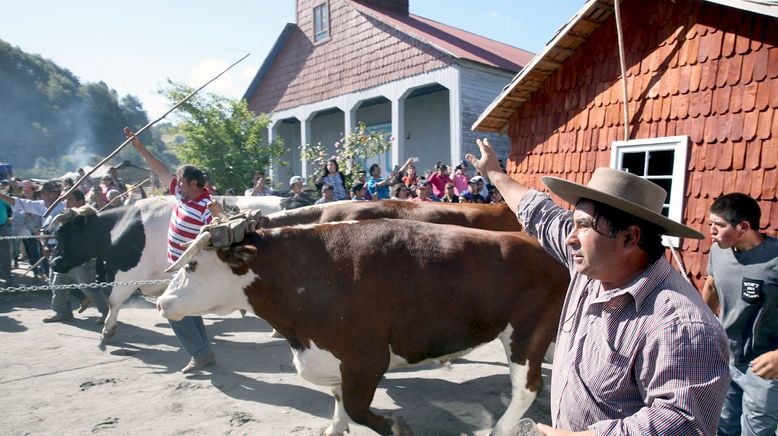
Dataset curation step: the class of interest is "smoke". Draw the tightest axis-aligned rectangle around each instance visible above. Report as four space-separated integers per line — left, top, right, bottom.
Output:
63 101 99 170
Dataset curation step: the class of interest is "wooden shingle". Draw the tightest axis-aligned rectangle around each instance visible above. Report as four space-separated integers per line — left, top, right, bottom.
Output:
757 108 773 139
750 168 764 199
763 168 777 199
728 111 744 141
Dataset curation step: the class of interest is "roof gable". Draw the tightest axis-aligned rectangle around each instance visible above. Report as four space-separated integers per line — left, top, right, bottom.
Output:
347 0 534 71
473 0 778 133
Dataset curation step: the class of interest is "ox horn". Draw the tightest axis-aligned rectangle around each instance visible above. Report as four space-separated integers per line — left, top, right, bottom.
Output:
164 232 213 273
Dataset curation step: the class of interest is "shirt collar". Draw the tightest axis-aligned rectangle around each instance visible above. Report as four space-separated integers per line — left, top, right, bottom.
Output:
592 257 672 310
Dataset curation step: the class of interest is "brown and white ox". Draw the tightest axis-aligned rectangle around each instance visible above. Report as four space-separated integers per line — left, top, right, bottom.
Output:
157 219 568 435
260 200 522 231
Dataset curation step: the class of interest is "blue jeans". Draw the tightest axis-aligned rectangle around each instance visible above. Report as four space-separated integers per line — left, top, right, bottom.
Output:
718 363 778 436
18 235 42 276
169 316 211 358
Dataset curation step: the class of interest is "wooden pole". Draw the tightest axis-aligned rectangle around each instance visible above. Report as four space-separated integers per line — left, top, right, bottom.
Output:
614 0 630 141
44 53 251 217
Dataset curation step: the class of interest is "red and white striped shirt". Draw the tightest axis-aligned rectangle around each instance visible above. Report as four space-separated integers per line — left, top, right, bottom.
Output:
167 178 212 263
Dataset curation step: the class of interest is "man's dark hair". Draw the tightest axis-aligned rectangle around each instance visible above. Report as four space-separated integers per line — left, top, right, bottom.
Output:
67 190 85 203
368 163 380 177
176 165 206 188
351 183 365 194
710 192 761 230
580 199 666 262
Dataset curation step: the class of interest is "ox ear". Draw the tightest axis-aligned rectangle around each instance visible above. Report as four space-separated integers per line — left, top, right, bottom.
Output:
219 245 257 268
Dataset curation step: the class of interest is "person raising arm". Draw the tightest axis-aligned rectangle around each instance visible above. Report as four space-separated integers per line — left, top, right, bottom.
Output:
466 138 729 436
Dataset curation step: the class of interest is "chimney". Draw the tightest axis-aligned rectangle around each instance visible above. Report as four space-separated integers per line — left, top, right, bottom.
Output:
355 0 409 14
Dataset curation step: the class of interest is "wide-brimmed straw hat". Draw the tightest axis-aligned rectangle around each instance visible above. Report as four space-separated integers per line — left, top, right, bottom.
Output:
541 168 703 239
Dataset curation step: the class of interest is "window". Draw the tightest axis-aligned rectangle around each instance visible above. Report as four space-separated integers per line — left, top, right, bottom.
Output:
610 135 689 247
313 3 329 42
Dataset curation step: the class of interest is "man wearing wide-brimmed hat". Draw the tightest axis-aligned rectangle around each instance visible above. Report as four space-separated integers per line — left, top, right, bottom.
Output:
466 139 730 435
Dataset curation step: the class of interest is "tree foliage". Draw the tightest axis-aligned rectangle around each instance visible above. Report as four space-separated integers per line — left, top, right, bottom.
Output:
0 39 160 178
159 81 285 193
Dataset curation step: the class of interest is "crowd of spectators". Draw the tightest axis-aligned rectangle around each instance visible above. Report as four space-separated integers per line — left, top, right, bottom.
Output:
262 158 507 208
0 171 140 282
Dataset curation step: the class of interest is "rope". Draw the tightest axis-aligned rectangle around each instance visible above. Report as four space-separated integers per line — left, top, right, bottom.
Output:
669 245 692 284
0 278 172 294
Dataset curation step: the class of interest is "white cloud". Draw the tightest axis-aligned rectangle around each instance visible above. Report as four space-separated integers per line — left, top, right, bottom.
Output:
189 59 239 98
188 58 253 100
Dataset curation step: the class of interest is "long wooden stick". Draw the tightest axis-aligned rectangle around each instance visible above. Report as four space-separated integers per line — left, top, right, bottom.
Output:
44 53 251 217
22 256 47 277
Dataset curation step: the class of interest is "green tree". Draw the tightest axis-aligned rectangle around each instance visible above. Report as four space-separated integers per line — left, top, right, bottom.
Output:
0 39 160 178
160 81 285 193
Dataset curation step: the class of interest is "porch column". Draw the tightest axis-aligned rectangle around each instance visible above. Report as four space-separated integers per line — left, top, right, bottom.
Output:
343 106 356 137
390 95 406 167
267 122 277 183
448 84 462 166
300 118 312 179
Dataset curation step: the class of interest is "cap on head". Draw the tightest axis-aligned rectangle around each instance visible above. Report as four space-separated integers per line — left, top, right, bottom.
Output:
289 175 304 186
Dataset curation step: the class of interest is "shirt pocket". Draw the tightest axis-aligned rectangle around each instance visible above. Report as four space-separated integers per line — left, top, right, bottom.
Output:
578 339 632 403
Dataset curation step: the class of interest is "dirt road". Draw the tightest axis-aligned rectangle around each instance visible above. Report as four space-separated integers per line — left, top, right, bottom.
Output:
0 265 551 435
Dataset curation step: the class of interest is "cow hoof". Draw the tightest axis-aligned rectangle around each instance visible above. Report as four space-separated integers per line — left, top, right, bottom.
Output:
101 327 117 341
389 415 412 436
323 424 349 436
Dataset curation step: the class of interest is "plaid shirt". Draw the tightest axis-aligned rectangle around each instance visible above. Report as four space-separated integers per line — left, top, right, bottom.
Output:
518 190 730 435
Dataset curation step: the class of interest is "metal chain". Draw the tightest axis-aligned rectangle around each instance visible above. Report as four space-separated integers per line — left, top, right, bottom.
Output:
0 279 172 294
0 234 55 240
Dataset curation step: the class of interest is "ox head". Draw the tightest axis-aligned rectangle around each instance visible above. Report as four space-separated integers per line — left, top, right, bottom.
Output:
50 206 106 274
157 232 258 321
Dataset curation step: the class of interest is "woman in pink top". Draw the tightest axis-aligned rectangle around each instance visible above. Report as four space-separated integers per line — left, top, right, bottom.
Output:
452 164 469 195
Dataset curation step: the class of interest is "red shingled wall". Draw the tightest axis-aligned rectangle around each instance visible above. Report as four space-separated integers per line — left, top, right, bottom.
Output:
506 0 777 288
248 0 450 114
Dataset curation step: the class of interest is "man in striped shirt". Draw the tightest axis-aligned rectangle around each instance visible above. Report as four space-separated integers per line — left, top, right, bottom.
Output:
466 139 729 435
126 128 216 374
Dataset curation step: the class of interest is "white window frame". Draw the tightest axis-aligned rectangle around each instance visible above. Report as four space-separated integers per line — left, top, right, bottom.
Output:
313 3 330 43
610 135 689 247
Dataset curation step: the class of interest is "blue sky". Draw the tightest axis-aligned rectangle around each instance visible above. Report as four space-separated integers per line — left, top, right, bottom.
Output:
1 1 584 116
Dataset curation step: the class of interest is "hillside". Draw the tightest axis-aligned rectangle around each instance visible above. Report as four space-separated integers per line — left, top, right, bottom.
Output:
0 39 163 178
